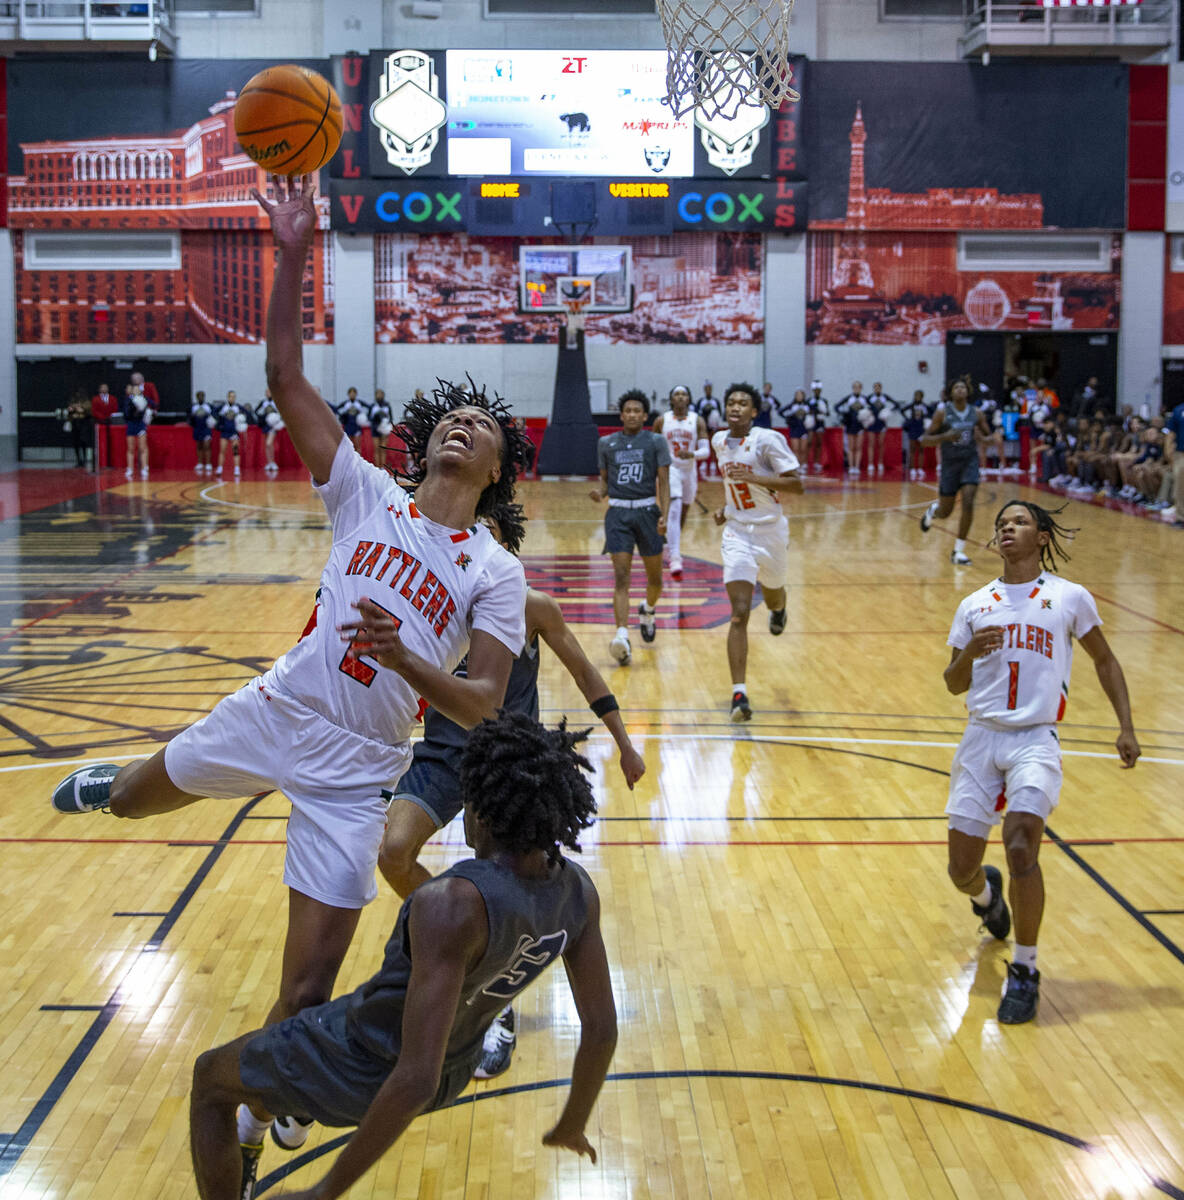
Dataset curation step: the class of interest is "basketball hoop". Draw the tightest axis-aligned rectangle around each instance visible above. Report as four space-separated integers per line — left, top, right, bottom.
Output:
654 0 799 119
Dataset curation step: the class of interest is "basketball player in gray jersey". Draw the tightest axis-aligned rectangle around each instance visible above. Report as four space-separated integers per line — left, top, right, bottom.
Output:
190 711 617 1200
919 379 993 565
591 390 670 664
376 505 645 1084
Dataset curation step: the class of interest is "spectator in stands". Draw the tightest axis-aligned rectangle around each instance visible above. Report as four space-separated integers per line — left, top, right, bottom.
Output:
91 382 119 470
1029 417 1058 482
1037 378 1060 412
65 389 91 469
1071 376 1105 419
1128 417 1167 506
1158 413 1183 523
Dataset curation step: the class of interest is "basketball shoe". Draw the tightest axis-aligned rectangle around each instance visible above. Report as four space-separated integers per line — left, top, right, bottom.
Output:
971 865 1011 940
730 690 752 722
271 1114 315 1151
239 1139 263 1200
920 501 939 532
950 549 973 566
638 603 656 643
768 608 787 636
51 764 120 813
998 962 1040 1025
609 629 631 666
474 1006 516 1079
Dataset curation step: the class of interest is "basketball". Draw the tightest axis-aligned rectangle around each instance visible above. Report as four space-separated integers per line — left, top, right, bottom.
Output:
234 64 342 176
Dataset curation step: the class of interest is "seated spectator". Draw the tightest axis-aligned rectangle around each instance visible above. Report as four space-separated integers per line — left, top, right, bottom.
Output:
1129 417 1167 506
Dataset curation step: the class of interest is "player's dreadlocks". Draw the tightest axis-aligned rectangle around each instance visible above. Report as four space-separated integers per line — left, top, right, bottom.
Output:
724 381 761 408
460 711 597 867
394 377 535 520
993 500 1078 573
617 388 651 415
481 500 528 557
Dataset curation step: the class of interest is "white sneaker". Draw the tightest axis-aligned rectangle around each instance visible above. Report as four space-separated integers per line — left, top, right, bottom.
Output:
609 630 631 665
920 501 938 532
124 468 133 479
233 465 241 478
876 463 884 475
950 549 972 566
139 469 148 480
270 1114 314 1152
669 556 683 578
473 1007 517 1080
1160 506 1177 523
215 464 223 476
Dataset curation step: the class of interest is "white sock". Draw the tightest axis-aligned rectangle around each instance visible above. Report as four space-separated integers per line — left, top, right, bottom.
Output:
616 625 629 640
732 682 746 694
640 603 654 614
971 881 992 908
954 538 967 553
237 1104 269 1145
1013 944 1038 971
667 498 682 560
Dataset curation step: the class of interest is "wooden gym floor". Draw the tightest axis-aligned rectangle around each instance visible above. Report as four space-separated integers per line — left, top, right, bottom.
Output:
0 464 1181 1199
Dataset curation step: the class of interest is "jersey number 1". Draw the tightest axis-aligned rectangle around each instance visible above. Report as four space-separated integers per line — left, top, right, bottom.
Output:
1006 661 1019 710
727 481 756 510
340 599 401 688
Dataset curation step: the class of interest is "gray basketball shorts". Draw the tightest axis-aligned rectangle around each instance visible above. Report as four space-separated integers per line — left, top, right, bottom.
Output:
393 753 464 829
603 504 664 557
939 453 981 497
238 994 478 1127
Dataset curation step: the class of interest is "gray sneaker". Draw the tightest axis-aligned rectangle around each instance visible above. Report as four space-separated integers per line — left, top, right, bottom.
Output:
51 764 119 814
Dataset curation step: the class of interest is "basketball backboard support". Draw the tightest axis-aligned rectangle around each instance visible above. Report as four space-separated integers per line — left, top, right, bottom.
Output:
519 245 634 313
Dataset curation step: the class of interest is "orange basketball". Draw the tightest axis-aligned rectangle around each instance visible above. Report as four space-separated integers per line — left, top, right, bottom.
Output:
234 64 343 176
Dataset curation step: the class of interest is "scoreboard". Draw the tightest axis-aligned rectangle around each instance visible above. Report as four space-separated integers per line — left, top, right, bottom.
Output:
327 50 808 235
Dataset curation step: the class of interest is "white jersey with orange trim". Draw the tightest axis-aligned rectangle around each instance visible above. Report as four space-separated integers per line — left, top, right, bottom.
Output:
661 411 700 499
947 573 1101 727
711 428 800 524
266 437 526 747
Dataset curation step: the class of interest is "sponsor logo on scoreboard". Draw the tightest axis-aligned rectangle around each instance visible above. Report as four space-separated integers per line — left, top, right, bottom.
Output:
370 51 448 176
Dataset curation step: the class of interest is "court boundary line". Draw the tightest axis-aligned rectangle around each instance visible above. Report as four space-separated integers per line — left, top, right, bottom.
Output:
254 1069 1184 1200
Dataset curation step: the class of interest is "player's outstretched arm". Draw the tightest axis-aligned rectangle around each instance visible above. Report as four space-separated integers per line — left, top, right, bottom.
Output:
543 880 616 1162
252 174 344 485
529 590 646 789
656 464 670 533
340 602 515 729
275 879 485 1200
1079 626 1140 768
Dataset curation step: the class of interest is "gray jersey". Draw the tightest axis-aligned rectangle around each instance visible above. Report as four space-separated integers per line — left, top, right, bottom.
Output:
415 636 541 771
344 856 592 1071
598 430 671 500
941 402 980 458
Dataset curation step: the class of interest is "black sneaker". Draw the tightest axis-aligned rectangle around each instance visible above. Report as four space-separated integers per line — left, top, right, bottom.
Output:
638 603 657 643
971 864 1011 940
920 500 938 532
239 1140 263 1200
768 608 787 636
998 962 1040 1025
270 1113 314 1151
51 763 119 814
474 1006 516 1079
730 691 752 723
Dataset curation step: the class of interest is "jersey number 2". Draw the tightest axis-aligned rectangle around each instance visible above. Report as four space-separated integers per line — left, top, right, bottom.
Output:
340 599 401 688
1006 661 1019 710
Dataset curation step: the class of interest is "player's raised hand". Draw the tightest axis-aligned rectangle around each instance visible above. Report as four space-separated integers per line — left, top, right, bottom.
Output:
542 1125 598 1163
339 598 408 670
967 625 1004 658
251 173 318 252
1115 729 1140 769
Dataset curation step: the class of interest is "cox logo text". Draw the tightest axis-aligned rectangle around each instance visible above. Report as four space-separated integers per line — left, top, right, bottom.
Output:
375 191 463 223
677 191 765 225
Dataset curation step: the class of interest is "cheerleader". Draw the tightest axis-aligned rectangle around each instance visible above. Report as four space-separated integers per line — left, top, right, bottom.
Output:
123 382 156 480
835 381 870 476
903 389 933 480
190 390 215 475
804 380 829 474
778 388 811 466
215 390 249 479
256 389 284 472
370 388 395 472
867 382 897 476
338 387 365 451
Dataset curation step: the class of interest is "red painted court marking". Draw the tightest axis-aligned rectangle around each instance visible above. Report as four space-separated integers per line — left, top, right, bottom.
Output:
1090 591 1184 638
0 467 118 520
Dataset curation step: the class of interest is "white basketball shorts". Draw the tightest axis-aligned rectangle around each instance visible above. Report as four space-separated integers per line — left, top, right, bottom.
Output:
670 463 698 507
164 677 410 908
720 515 789 589
946 719 1063 837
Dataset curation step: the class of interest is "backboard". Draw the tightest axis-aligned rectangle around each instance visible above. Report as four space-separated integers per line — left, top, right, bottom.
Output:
519 245 634 313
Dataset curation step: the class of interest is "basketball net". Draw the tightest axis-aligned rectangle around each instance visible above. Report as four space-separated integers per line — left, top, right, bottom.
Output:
654 0 799 119
561 299 587 351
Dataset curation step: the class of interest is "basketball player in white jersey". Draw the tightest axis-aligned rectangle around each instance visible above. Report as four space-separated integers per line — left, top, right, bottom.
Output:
653 384 709 578
943 500 1138 1024
711 382 803 722
50 176 534 1141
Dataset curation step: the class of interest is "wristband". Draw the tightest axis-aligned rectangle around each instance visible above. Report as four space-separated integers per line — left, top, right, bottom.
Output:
590 694 619 718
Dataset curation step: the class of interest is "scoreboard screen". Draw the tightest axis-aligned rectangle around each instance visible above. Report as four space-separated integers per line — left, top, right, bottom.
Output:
444 50 694 178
